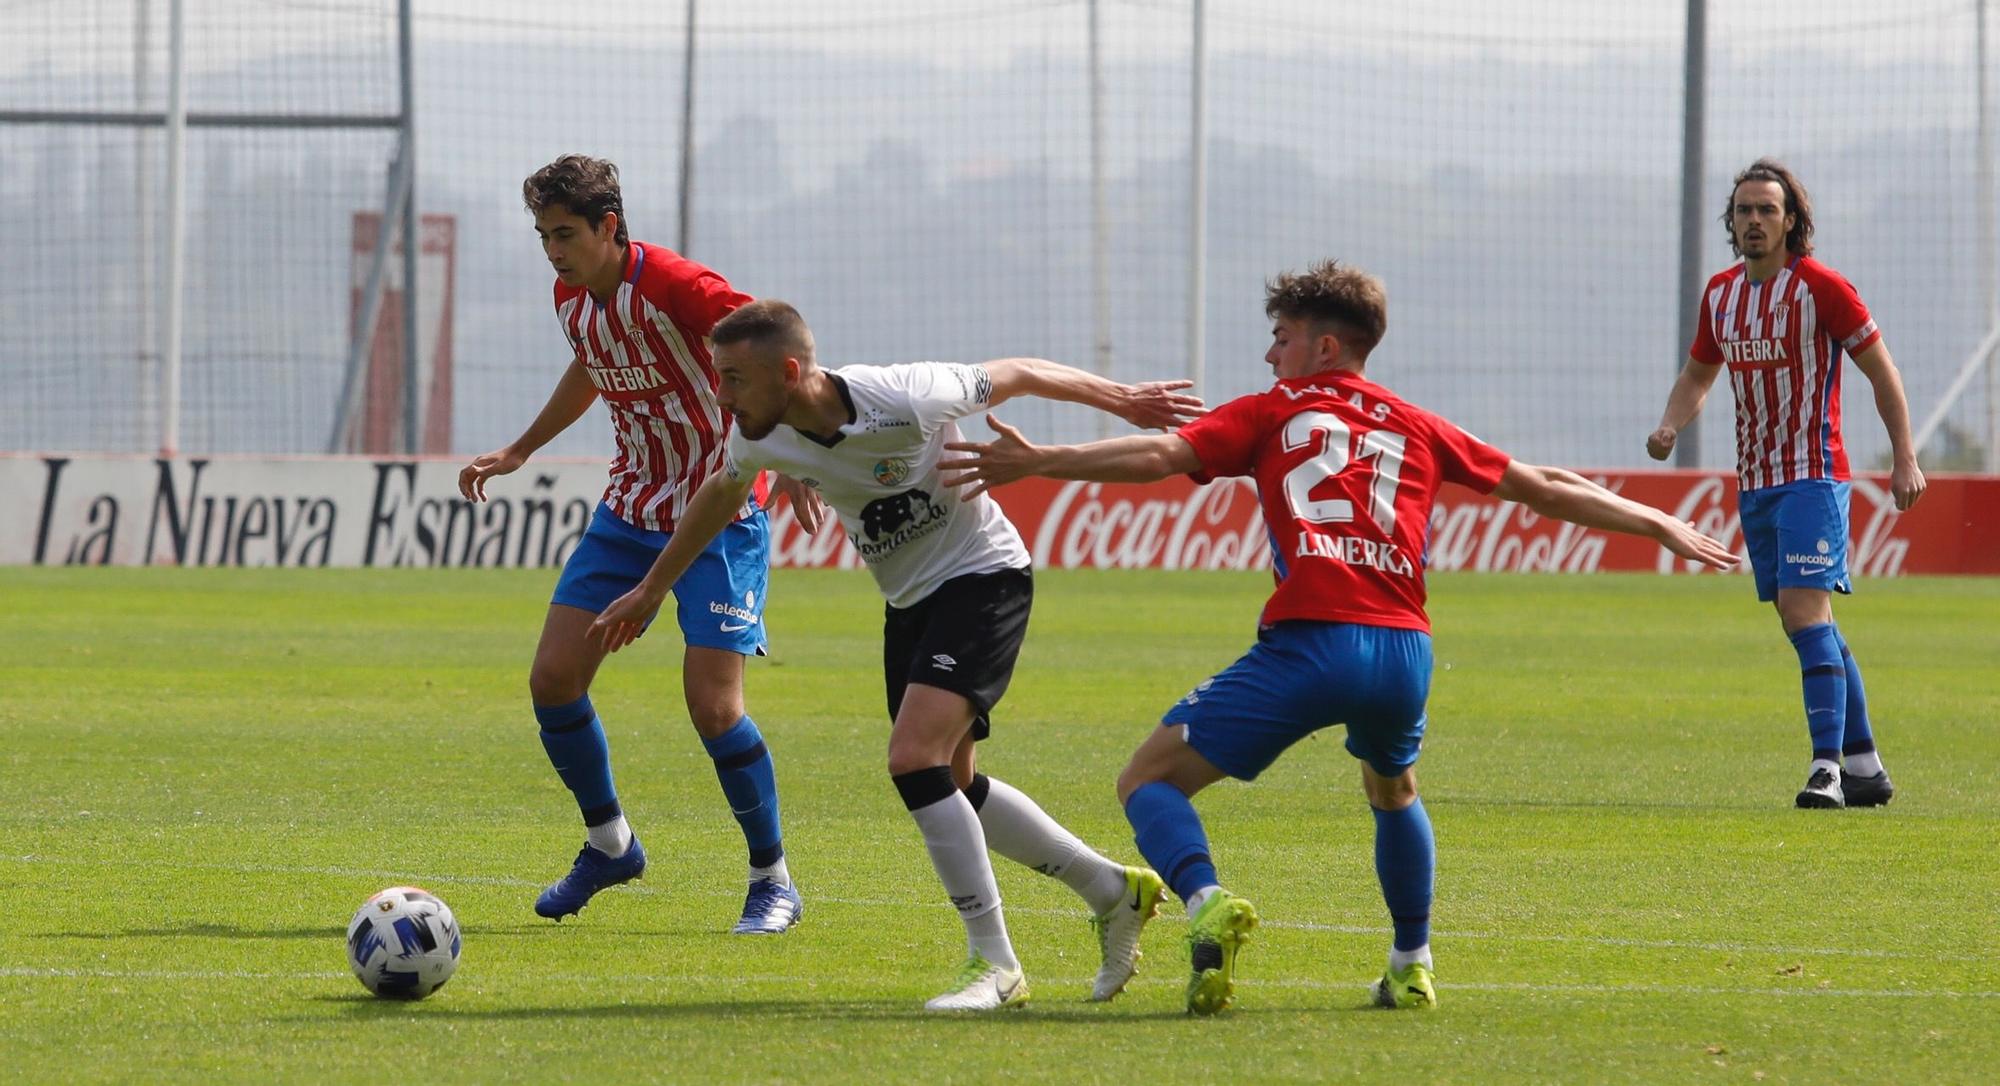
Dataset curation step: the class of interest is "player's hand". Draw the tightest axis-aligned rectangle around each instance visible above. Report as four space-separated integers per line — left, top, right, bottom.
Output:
459 447 527 502
939 415 1040 501
590 582 666 654
1890 458 1926 511
1114 380 1206 430
1660 517 1739 571
771 472 829 535
1645 426 1677 461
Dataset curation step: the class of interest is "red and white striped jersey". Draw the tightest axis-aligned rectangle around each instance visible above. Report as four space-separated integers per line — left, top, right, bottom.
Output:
1689 256 1880 492
553 241 754 531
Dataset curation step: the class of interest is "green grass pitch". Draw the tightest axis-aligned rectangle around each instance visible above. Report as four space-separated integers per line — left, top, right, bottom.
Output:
2 567 1995 1084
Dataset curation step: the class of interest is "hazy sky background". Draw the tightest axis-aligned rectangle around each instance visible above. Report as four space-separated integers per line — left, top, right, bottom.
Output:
3 0 1993 470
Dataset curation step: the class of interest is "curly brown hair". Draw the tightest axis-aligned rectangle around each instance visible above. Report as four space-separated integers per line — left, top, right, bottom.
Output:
522 154 628 245
1264 260 1388 359
1723 158 1814 257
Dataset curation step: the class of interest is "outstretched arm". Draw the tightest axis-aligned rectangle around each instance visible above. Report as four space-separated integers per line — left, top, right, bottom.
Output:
1646 358 1722 461
980 357 1205 430
590 469 758 651
1850 339 1927 511
939 415 1201 500
1492 461 1738 570
460 360 599 501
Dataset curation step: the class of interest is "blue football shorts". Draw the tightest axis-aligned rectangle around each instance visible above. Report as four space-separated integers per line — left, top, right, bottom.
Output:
551 501 770 656
1737 479 1852 603
1161 620 1433 780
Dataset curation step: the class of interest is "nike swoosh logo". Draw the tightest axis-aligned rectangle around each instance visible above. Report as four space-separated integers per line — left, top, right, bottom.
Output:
998 975 1022 1000
720 621 753 632
1129 885 1146 911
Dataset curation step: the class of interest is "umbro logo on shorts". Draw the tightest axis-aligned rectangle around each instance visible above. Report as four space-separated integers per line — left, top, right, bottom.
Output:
931 654 957 671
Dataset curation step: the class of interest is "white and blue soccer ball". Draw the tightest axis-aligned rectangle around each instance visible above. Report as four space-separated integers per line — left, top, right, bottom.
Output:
346 886 461 1000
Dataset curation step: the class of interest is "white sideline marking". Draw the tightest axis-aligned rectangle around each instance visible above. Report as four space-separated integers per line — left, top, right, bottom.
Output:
1 966 1994 1000
2 853 1973 964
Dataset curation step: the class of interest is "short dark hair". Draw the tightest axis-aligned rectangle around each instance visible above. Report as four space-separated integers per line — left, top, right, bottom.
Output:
1264 260 1388 359
1724 157 1814 257
523 154 627 245
712 299 814 362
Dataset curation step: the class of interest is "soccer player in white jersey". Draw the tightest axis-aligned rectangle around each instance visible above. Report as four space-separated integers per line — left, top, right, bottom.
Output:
1648 159 1926 809
591 299 1205 1011
459 156 821 933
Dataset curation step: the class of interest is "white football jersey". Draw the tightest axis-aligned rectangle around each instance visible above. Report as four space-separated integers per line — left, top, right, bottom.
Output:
725 362 1031 608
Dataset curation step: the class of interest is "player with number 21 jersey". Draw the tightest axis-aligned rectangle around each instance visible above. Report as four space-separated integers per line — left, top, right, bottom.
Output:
940 259 1737 1017
1178 369 1509 632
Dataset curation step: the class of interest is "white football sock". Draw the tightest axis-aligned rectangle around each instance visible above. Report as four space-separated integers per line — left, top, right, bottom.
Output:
1185 884 1221 918
964 908 1018 973
1810 758 1842 779
1845 750 1885 777
973 776 1129 913
751 855 792 887
587 815 633 857
909 790 1019 972
1389 944 1433 971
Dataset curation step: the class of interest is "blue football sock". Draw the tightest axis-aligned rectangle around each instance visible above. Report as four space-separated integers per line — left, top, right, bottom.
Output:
1372 799 1435 953
535 695 621 826
1124 780 1217 904
702 716 784 869
1788 623 1847 763
1834 630 1876 755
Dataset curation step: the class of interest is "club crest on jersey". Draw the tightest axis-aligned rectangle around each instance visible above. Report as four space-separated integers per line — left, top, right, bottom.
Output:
1772 301 1790 324
872 458 912 486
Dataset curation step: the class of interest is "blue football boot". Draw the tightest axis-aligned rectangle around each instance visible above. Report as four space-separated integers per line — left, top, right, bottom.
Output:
731 877 803 934
534 836 647 919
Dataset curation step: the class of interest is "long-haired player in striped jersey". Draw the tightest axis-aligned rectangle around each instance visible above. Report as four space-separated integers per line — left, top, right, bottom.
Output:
1648 158 1927 810
458 155 823 932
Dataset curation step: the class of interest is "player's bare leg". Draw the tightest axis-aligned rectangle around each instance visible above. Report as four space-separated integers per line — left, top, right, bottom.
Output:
530 603 615 706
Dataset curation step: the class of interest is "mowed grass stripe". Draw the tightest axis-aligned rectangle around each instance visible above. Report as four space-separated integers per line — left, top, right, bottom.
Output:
3 851 1978 962
1 567 1995 1085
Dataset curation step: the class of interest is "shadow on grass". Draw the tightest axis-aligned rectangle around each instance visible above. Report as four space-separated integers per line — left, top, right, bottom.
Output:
51 922 343 941
50 921 722 942
1437 794 1772 813
305 993 1354 1025
457 923 722 940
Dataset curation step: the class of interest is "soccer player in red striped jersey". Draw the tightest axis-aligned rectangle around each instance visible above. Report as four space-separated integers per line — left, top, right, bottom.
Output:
458 155 820 933
941 260 1736 1013
1648 159 1926 810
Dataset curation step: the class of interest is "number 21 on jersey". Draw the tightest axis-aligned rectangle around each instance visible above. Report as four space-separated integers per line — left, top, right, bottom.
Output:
1280 412 1407 534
